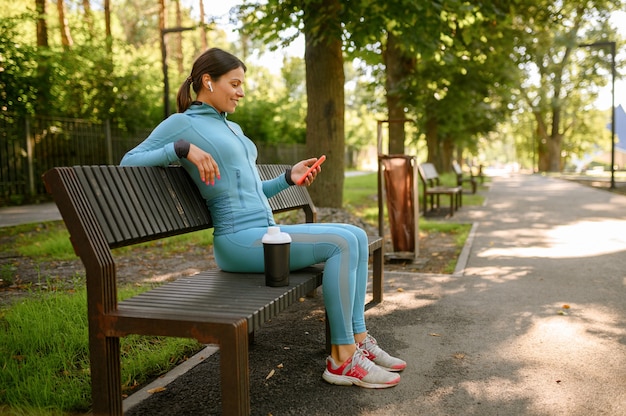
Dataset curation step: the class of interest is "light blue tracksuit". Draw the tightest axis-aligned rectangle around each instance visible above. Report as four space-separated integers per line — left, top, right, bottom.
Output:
120 103 368 345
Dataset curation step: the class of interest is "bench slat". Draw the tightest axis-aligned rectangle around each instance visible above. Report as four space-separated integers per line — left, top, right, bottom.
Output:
258 164 317 222
116 269 322 335
73 166 212 248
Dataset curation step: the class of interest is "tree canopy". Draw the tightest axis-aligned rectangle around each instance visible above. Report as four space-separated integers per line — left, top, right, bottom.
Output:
1 0 624 196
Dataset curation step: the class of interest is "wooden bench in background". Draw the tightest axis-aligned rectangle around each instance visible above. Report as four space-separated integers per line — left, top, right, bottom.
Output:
43 164 383 416
417 162 463 217
452 160 477 194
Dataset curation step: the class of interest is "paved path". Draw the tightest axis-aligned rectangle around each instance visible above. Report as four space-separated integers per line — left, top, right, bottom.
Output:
0 202 61 228
384 172 626 415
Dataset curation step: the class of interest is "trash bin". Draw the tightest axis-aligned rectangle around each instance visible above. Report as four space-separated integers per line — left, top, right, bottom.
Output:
378 154 418 257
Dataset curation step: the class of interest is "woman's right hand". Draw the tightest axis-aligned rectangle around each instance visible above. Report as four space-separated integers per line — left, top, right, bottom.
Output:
186 143 220 185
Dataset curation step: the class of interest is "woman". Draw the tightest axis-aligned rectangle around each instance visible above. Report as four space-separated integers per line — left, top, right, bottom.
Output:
121 47 406 389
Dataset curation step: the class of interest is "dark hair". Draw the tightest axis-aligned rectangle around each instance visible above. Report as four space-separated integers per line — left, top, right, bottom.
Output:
177 48 247 112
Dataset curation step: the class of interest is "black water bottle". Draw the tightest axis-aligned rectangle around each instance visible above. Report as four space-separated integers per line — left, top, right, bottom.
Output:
262 226 291 287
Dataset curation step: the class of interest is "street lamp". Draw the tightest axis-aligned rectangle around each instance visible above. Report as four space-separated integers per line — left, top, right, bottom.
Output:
579 41 616 189
161 26 196 118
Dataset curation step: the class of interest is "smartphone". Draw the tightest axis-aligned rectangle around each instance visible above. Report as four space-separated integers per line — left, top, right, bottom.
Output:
296 155 326 185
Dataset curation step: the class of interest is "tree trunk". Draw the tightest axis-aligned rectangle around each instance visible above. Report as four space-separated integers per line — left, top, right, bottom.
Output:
383 32 415 155
174 0 184 75
441 137 454 173
82 0 95 39
104 0 112 54
547 132 563 172
56 0 73 48
303 0 344 208
199 0 207 50
35 0 50 114
424 108 439 165
35 0 48 47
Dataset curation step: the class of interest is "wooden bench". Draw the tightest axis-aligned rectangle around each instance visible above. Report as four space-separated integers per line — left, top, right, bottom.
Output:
451 160 477 194
42 164 383 416
417 162 462 217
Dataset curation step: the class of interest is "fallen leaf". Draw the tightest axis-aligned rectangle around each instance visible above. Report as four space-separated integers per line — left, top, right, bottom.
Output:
147 386 166 394
562 304 570 309
277 363 284 369
429 333 441 337
298 297 305 302
266 369 275 380
397 288 404 292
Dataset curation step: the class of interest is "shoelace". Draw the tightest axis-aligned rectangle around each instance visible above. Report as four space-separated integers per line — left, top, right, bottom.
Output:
361 335 383 356
350 347 376 372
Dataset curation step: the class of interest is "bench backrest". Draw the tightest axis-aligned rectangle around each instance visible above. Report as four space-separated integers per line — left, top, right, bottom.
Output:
418 162 441 186
451 160 462 176
43 164 317 255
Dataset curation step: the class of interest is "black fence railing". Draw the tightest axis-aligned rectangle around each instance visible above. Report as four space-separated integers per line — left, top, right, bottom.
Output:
0 113 151 205
0 113 311 206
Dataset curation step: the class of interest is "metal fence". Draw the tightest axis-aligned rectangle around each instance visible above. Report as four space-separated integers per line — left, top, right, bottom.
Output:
0 113 309 206
0 113 150 205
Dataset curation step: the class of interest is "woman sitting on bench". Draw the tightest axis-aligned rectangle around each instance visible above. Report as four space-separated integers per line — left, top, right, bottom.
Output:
121 47 406 389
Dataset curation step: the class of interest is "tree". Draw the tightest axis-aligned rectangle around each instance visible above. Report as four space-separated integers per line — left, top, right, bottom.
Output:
301 0 345 205
237 0 347 207
35 0 48 47
512 0 623 172
56 0 74 48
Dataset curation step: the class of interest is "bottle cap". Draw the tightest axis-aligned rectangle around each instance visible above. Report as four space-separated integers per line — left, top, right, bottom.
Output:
262 226 292 244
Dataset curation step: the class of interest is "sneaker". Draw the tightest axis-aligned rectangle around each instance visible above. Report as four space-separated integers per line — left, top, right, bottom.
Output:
322 348 400 389
358 334 407 372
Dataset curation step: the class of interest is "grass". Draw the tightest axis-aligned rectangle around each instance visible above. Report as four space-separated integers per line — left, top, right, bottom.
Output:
0 284 203 413
0 168 482 414
1 224 212 414
0 221 214 261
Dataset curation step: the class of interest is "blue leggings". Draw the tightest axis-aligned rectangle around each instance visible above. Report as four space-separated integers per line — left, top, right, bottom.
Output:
214 223 368 345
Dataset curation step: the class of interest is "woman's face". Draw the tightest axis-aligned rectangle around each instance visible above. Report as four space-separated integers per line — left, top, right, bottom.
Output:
206 67 245 114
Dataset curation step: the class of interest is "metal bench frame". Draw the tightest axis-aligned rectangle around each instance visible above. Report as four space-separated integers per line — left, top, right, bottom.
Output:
43 164 383 416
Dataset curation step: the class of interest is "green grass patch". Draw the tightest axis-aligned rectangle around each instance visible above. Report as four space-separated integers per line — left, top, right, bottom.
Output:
0 284 203 413
1 221 214 261
343 170 484 224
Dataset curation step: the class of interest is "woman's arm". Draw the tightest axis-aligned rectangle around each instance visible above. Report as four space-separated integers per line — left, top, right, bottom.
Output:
120 115 190 167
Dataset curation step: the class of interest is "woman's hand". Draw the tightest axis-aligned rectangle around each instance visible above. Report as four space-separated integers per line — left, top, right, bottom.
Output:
186 143 220 185
291 157 322 186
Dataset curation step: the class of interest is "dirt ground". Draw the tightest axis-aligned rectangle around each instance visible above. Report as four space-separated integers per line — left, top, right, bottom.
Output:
0 207 460 308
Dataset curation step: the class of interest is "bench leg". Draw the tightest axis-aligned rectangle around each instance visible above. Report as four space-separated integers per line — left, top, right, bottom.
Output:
220 321 250 415
90 335 123 416
371 246 383 304
449 194 455 215
325 311 331 354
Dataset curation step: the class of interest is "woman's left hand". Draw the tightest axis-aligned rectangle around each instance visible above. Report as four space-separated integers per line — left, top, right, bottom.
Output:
291 157 322 186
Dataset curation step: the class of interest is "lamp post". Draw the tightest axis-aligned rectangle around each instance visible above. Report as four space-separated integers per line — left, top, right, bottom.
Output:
579 41 616 189
160 26 196 119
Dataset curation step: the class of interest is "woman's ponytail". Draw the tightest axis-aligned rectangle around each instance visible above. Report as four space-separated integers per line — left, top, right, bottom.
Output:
176 76 194 113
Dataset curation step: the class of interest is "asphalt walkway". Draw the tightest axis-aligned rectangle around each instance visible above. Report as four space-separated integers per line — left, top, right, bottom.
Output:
2 173 626 415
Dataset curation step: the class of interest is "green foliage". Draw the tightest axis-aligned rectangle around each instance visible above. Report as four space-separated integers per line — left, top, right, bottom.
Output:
0 14 39 114
228 59 306 144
